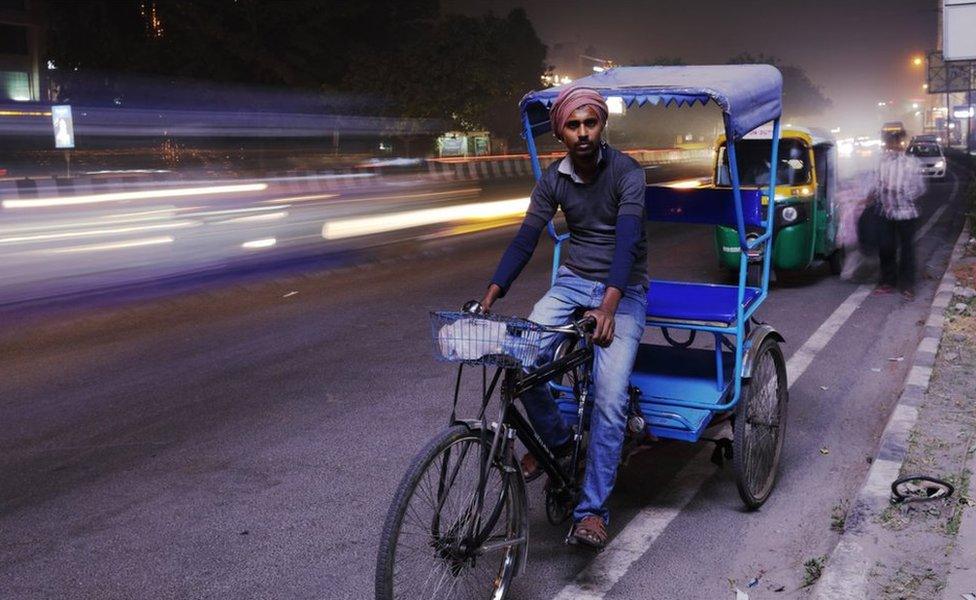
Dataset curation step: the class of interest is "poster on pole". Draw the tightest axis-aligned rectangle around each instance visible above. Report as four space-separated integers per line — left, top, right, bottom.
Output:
51 105 75 149
944 0 976 61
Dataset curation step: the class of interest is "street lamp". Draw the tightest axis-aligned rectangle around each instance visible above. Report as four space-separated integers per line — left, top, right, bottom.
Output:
911 55 923 67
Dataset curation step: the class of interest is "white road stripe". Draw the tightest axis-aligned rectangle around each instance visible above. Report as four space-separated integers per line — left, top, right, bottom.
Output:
552 445 715 600
786 284 873 384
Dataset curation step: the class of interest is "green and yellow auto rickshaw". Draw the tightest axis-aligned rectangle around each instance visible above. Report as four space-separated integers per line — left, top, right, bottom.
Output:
713 126 841 280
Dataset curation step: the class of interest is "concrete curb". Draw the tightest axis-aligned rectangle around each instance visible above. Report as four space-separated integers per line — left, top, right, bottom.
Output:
812 219 972 600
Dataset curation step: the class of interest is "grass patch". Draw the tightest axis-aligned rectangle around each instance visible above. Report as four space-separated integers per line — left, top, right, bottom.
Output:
801 555 827 587
945 467 972 536
881 564 938 598
830 502 848 532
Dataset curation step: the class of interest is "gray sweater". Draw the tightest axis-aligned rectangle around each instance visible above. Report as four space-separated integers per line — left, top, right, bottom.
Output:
523 144 648 287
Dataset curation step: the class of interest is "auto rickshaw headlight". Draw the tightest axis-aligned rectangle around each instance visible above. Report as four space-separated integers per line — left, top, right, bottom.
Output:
782 206 799 222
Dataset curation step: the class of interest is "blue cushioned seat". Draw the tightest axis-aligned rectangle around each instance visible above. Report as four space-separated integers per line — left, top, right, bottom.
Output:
646 280 761 325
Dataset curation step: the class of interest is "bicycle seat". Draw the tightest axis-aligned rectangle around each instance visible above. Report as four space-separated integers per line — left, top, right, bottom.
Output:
645 280 761 326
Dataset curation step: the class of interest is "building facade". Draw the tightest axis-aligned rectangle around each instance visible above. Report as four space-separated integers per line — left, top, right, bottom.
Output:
0 0 45 102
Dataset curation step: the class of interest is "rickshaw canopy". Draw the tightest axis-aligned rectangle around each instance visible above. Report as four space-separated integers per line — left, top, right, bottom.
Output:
519 64 782 141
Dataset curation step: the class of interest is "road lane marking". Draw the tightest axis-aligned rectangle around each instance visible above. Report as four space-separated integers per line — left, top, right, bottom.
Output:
786 284 873 384
552 445 715 600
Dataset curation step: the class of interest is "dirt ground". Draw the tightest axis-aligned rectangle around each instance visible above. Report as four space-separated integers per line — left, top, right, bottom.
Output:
864 247 976 599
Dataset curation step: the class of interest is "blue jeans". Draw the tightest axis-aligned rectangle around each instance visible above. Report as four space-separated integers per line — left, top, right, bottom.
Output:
521 266 647 523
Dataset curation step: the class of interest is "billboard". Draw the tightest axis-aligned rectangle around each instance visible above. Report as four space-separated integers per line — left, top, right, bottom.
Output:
927 51 974 93
51 105 75 149
944 0 976 61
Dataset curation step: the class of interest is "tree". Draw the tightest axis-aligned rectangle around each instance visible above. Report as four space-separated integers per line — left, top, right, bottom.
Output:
46 0 439 90
727 53 832 117
343 9 547 144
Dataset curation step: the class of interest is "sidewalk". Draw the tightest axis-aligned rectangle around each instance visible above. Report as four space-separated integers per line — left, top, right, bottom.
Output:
813 165 976 599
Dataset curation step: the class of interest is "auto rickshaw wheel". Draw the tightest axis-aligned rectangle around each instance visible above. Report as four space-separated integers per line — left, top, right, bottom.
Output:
733 338 788 509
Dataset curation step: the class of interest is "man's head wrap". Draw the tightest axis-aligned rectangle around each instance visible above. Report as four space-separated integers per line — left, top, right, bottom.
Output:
549 86 608 138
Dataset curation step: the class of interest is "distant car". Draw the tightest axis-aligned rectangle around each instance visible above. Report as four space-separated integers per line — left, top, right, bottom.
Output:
907 142 946 178
911 134 943 147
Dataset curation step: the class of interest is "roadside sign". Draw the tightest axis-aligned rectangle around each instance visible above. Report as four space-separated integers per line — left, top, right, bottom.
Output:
51 105 75 149
926 51 973 93
953 105 975 118
944 0 976 61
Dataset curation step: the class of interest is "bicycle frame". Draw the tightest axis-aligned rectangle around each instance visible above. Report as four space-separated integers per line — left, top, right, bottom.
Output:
443 334 595 548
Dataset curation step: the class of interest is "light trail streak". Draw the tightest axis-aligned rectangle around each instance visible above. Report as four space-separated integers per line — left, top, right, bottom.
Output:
0 221 198 244
40 236 175 254
1 183 268 209
215 211 288 224
661 178 708 189
321 197 529 240
263 193 339 204
241 238 277 249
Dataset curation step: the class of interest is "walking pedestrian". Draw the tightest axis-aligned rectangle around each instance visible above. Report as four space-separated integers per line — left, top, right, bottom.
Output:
872 129 925 300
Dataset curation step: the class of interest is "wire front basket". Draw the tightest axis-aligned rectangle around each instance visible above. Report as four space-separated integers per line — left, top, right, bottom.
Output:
430 311 544 368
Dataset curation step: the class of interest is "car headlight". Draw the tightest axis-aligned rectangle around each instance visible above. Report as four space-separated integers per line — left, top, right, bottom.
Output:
782 206 798 222
935 160 945 169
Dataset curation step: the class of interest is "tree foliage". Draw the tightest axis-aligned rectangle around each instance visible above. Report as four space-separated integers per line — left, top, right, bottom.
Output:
727 53 832 117
344 9 546 142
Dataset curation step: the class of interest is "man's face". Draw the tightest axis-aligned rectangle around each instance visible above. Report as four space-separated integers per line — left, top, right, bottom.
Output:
558 105 604 160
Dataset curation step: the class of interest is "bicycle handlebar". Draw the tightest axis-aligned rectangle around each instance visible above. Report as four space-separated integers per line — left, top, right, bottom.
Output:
460 300 595 337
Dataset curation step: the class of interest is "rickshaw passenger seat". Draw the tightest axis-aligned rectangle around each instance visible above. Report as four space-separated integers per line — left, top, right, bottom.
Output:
645 280 761 326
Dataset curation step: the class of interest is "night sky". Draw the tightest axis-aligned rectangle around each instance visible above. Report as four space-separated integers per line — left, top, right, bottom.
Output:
444 0 938 133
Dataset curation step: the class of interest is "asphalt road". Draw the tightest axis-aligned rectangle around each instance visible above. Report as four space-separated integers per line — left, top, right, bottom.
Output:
0 165 967 599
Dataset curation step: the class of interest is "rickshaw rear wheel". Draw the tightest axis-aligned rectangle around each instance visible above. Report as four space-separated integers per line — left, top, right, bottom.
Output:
733 338 788 509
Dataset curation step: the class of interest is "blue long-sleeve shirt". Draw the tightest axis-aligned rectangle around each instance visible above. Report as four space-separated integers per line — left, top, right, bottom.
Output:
490 144 647 297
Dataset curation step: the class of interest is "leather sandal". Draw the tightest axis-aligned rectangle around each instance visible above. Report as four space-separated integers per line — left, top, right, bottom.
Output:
570 515 608 549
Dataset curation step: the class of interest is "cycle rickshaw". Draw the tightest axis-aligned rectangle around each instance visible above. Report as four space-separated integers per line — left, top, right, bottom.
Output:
376 65 789 600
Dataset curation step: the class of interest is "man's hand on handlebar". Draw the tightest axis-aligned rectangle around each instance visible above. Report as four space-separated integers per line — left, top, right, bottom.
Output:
475 284 503 314
586 286 623 347
583 308 614 346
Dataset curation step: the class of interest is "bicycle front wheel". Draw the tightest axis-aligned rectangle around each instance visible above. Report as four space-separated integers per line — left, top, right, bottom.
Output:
375 425 527 600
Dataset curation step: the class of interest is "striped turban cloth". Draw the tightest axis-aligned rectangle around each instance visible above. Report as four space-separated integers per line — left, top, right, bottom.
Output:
549 86 608 137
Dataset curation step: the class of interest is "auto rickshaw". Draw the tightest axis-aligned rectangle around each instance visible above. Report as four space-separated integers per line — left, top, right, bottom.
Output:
713 126 842 280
